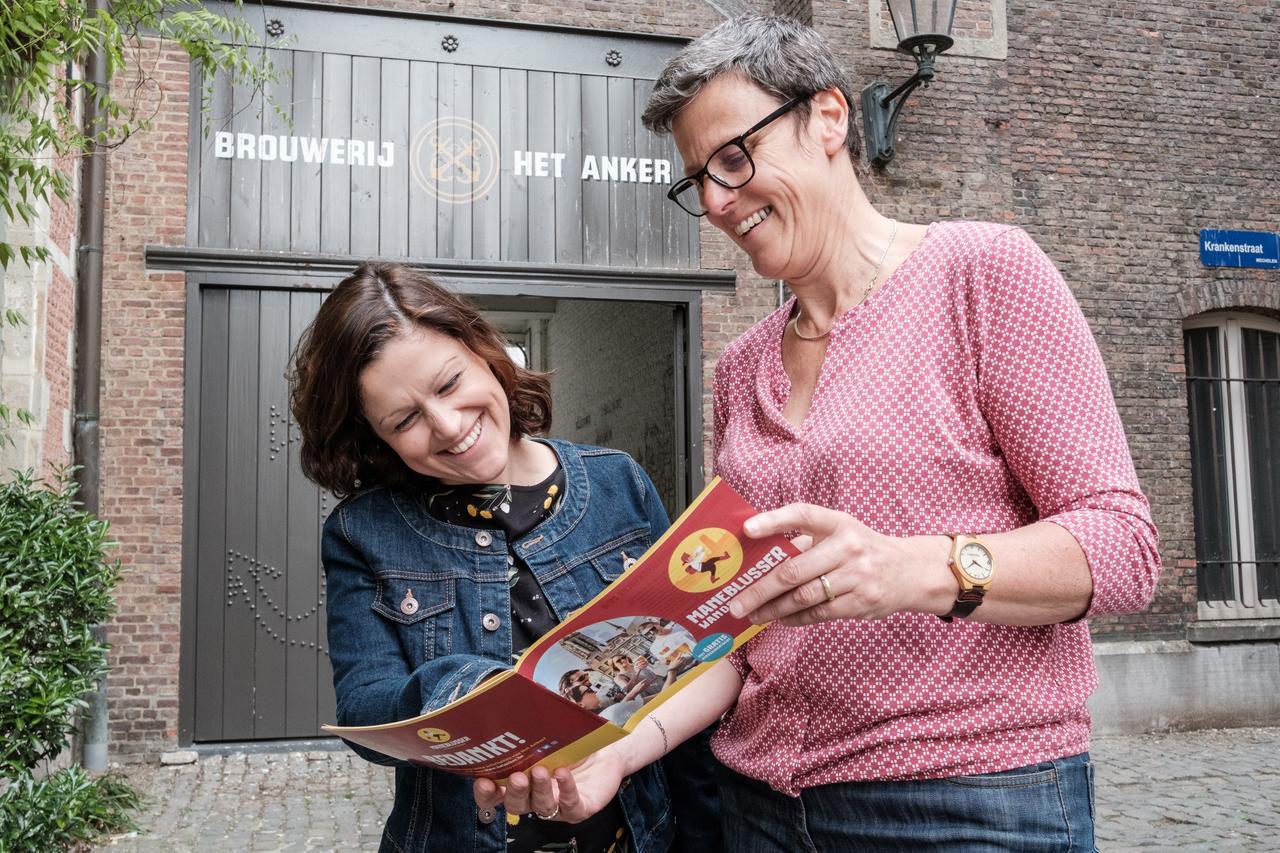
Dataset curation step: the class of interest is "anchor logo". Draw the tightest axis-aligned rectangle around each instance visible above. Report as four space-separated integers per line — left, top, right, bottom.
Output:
431 137 482 183
411 117 499 204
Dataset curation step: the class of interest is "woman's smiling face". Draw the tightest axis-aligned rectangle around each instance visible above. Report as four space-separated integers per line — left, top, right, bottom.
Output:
359 327 514 486
672 75 842 282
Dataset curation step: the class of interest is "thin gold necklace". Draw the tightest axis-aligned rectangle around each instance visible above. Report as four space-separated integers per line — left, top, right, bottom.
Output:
791 219 899 342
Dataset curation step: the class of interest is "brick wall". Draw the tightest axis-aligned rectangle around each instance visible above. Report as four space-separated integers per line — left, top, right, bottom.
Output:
40 263 74 473
831 0 1277 637
0 134 77 477
95 0 1279 758
44 139 78 475
98 37 190 757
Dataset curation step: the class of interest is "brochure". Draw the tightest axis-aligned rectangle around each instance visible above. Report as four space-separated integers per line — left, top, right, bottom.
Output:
322 476 797 780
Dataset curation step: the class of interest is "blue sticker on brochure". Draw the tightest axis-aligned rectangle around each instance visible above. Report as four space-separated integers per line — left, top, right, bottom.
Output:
693 632 734 663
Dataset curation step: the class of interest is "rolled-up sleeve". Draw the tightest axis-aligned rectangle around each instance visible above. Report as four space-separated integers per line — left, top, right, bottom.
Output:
971 227 1161 616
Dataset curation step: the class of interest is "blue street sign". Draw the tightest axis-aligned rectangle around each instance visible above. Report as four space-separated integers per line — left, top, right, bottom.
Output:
1200 229 1280 269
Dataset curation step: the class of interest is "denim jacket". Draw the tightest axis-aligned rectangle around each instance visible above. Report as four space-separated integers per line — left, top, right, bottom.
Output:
323 439 697 853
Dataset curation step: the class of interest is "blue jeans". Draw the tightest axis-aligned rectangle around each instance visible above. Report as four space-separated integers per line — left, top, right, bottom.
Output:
717 753 1096 852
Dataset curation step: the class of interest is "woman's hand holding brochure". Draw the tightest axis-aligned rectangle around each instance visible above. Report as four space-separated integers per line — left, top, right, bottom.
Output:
473 658 743 823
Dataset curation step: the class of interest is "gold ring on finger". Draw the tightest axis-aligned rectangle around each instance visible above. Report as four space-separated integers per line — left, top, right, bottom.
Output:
818 573 837 603
535 805 560 820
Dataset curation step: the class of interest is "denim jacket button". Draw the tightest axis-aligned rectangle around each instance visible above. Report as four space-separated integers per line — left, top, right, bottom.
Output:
482 613 501 631
475 531 494 547
478 806 497 824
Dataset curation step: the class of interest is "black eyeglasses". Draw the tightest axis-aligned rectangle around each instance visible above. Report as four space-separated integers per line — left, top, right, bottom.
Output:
667 94 810 217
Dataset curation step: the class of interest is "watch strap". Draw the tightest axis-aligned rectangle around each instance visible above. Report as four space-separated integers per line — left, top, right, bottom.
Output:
939 588 985 622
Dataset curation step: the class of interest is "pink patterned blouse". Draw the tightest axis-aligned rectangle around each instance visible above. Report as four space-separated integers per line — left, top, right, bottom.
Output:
711 221 1161 795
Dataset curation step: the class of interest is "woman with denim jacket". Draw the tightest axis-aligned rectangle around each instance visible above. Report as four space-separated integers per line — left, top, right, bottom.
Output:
289 262 716 853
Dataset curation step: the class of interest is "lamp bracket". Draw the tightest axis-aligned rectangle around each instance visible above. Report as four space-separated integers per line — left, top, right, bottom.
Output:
860 34 954 168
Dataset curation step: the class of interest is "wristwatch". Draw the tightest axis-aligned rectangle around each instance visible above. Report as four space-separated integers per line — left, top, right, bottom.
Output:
939 534 995 622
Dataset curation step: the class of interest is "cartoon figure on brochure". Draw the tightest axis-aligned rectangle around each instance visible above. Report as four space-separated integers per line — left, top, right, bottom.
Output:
680 544 732 584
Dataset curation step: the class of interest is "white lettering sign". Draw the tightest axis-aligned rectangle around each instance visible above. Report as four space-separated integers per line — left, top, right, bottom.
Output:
214 132 395 168
513 150 672 184
512 150 568 177
1206 241 1265 254
215 133 671 186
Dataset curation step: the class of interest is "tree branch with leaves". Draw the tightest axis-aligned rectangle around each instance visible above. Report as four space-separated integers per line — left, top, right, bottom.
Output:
0 0 278 445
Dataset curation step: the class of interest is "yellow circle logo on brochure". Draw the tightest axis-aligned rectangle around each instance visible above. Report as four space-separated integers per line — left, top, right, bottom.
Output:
416 727 451 743
668 528 744 593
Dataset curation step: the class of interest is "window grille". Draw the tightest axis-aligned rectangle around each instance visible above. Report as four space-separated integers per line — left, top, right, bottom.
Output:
1184 315 1280 620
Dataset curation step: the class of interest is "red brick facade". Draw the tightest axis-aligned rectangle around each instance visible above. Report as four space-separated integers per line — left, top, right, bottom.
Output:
2 146 77 478
40 264 75 473
53 1 1277 757
42 137 79 477
816 0 1280 639
97 39 191 754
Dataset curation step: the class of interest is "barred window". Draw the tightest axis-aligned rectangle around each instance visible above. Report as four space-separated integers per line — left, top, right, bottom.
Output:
1184 314 1280 620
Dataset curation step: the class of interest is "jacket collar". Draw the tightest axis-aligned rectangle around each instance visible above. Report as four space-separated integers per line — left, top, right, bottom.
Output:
387 438 588 554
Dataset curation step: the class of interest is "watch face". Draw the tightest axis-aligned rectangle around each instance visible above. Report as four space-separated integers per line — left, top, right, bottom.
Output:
959 542 994 582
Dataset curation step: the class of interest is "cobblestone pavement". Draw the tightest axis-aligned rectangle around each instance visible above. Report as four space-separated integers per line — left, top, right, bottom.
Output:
93 749 394 852
94 727 1280 851
1092 727 1279 851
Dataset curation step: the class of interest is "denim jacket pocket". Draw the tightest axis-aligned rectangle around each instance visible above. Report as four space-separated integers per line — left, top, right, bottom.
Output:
371 572 457 663
586 528 654 583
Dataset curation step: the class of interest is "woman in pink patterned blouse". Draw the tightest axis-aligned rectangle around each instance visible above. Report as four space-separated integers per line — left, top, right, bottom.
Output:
477 15 1161 851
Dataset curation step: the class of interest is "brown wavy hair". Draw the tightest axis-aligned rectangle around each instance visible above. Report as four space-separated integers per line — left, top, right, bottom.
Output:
288 262 553 498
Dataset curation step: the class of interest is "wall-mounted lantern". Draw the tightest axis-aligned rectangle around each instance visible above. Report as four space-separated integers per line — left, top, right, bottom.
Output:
861 1 958 167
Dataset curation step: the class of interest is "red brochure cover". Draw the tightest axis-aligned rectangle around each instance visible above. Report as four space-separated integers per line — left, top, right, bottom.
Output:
324 477 797 779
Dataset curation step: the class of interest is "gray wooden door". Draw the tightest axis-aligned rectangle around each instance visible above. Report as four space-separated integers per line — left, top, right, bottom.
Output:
184 277 699 742
190 283 336 741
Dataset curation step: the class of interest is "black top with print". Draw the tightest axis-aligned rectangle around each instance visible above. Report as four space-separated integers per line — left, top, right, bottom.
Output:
423 466 629 853
423 468 563 655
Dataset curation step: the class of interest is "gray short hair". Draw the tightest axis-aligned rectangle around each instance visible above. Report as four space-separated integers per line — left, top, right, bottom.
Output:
642 15 860 163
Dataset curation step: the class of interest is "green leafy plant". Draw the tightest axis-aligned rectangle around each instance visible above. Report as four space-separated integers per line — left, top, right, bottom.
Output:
0 765 141 851
0 471 139 851
0 308 35 448
0 0 276 269
0 0 280 446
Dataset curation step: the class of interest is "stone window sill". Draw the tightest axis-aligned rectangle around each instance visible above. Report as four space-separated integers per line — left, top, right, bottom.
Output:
1186 618 1280 644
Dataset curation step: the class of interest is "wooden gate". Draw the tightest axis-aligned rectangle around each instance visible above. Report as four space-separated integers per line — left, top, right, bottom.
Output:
186 282 336 740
